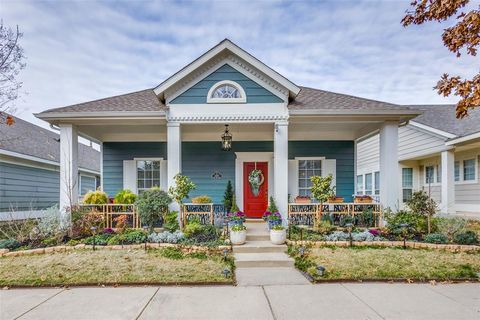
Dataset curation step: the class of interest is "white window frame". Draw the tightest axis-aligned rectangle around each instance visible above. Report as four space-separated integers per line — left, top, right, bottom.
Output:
364 173 373 195
356 174 364 195
374 171 380 195
296 157 324 197
402 168 414 203
454 161 460 182
134 158 165 194
423 164 440 186
463 158 477 182
79 174 97 196
454 154 479 185
206 80 247 103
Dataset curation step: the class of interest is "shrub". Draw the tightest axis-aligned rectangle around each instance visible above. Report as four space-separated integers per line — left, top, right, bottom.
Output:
37 205 70 239
135 188 172 231
0 239 21 250
106 234 125 245
424 233 448 244
163 211 179 232
41 236 59 247
0 217 38 243
357 209 375 227
113 214 129 231
454 231 478 245
385 210 425 236
231 224 247 231
148 230 184 244
310 175 335 203
271 224 285 231
183 219 218 243
123 230 147 244
83 233 113 245
168 174 196 204
222 180 234 213
114 189 137 204
191 195 212 204
71 211 105 239
160 247 184 260
83 190 108 204
325 231 350 241
436 217 468 241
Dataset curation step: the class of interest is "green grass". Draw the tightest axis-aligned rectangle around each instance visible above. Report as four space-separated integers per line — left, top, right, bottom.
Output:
296 246 480 281
0 248 233 286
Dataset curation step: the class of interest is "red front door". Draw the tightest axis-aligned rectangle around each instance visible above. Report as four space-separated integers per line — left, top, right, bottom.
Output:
243 162 268 218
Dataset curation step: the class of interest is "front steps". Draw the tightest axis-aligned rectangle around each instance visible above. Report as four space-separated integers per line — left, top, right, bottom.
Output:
233 222 309 286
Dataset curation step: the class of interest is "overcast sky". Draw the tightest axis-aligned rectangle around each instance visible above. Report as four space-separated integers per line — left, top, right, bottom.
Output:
2 0 478 129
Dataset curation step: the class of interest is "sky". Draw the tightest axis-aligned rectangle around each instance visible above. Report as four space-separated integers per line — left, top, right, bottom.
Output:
1 0 478 130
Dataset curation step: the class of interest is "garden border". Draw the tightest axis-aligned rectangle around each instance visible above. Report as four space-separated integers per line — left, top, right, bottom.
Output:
0 243 231 257
286 240 480 252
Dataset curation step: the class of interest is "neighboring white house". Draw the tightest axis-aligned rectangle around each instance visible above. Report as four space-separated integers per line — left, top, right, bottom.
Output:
0 115 101 220
356 104 480 217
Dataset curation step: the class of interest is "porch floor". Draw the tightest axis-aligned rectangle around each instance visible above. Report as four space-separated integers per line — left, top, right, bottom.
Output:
233 222 309 286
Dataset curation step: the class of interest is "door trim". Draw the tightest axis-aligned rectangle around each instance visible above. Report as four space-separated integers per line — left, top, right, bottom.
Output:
235 152 273 212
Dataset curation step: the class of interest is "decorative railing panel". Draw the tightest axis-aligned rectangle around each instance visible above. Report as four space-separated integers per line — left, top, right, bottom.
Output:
76 204 139 229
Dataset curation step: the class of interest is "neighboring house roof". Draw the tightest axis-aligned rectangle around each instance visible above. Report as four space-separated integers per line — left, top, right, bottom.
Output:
406 104 480 138
0 116 100 172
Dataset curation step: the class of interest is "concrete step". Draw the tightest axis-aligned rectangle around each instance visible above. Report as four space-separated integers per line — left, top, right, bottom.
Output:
236 267 310 286
232 241 287 253
246 234 270 241
234 252 294 268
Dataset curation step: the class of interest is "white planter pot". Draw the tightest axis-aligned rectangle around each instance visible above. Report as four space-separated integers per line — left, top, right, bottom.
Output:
270 229 286 245
230 230 247 245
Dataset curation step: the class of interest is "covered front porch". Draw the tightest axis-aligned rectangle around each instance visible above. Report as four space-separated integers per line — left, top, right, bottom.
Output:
53 116 401 225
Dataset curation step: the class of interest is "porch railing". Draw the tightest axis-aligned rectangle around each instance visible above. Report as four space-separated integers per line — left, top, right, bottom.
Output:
288 202 383 227
76 204 139 229
180 204 226 227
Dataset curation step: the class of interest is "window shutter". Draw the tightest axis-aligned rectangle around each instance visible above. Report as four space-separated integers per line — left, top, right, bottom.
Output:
323 159 336 187
123 160 137 193
288 159 298 200
160 159 168 191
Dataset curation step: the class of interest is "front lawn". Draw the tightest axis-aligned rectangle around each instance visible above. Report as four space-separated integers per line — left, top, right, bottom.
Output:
290 246 480 281
0 248 233 286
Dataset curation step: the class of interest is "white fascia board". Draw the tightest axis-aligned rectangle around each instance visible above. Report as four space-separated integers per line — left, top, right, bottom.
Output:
154 39 300 98
289 109 421 116
398 145 454 161
0 149 100 175
409 121 457 139
35 111 166 120
446 131 480 146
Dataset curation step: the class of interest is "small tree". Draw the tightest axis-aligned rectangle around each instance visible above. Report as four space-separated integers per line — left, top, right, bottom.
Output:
168 173 196 204
310 175 335 204
135 188 172 232
230 193 240 212
406 190 437 233
223 180 234 213
267 196 279 213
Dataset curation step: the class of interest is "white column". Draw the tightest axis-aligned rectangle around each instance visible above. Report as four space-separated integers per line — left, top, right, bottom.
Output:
379 121 399 211
274 121 289 223
167 122 182 211
59 124 79 213
441 150 455 214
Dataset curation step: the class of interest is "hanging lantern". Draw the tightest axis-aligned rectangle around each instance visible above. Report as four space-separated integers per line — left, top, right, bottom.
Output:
221 124 232 151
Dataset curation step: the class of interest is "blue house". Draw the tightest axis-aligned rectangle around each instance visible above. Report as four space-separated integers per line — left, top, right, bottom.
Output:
0 115 100 219
35 39 419 220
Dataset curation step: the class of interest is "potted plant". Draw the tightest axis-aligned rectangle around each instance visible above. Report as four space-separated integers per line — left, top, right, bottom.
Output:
354 195 373 203
267 212 282 230
311 175 335 216
228 211 245 227
295 195 311 203
191 195 212 204
230 224 247 245
270 224 286 245
328 196 344 203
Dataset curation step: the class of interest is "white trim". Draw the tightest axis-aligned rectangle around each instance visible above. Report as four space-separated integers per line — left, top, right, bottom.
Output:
154 39 300 98
132 158 166 194
289 109 421 116
99 142 104 191
206 80 247 103
234 152 273 212
0 149 59 167
409 121 457 139
79 174 97 196
446 131 480 146
35 111 166 120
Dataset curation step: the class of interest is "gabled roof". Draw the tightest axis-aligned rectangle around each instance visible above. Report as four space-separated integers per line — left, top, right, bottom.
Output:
290 87 416 113
154 38 301 100
406 104 480 138
0 115 100 172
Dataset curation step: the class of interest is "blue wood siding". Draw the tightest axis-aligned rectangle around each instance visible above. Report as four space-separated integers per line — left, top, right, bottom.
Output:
102 142 167 197
0 162 59 211
80 175 96 196
170 64 284 104
289 141 355 202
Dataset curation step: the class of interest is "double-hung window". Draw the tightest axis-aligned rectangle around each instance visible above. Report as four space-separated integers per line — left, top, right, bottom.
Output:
356 175 364 195
436 165 442 183
298 159 322 197
402 168 413 202
454 161 460 182
374 171 380 195
463 159 476 181
137 160 161 193
365 173 373 195
425 166 435 184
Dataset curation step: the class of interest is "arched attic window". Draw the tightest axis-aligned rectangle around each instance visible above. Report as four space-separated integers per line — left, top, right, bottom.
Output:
207 80 246 103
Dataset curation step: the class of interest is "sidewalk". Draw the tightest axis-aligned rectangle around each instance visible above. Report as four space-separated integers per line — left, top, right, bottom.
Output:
1 283 478 320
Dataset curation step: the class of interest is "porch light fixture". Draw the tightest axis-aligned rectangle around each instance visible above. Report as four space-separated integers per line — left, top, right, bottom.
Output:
221 124 232 151
90 226 97 251
345 223 353 247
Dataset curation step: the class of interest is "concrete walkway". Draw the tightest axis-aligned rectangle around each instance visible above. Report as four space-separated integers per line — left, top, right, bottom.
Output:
1 283 478 319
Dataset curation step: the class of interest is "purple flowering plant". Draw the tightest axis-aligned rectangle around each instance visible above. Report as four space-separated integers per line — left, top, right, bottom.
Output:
267 212 281 221
368 229 380 236
262 211 272 221
228 211 246 221
103 228 115 234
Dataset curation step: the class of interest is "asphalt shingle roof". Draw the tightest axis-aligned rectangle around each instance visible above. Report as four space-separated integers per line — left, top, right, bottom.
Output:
406 105 480 138
39 89 165 114
0 116 100 172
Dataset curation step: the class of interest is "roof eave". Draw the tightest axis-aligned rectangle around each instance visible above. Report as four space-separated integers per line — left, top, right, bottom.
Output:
35 111 167 121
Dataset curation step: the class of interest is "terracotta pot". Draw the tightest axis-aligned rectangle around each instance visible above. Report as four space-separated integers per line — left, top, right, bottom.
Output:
270 229 287 245
328 197 344 203
295 197 311 203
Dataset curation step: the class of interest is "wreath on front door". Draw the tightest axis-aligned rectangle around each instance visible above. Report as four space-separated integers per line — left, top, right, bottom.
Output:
248 169 265 197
